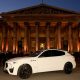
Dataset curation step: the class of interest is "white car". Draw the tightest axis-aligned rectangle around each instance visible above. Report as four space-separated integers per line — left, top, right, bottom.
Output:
4 49 76 79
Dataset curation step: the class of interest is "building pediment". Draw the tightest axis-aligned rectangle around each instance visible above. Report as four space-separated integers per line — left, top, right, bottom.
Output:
1 4 78 15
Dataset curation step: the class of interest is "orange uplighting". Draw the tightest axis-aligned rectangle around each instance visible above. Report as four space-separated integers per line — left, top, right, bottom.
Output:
13 42 18 53
16 46 18 53
68 45 70 52
6 43 8 52
5 39 8 52
47 43 50 49
24 45 27 52
24 40 29 52
68 44 73 52
36 46 38 51
36 43 38 51
2 40 4 51
57 43 61 49
13 44 15 52
59 43 61 49
77 43 80 52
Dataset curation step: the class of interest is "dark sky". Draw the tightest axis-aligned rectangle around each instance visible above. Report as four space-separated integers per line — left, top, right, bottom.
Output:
0 0 80 13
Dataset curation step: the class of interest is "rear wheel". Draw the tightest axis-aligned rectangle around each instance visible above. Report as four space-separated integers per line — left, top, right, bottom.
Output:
64 62 73 74
17 64 32 79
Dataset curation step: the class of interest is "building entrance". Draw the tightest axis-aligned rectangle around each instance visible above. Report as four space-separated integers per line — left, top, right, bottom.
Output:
39 37 47 50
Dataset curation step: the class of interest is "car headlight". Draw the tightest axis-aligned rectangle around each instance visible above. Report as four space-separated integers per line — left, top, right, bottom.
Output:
9 62 16 68
12 62 16 64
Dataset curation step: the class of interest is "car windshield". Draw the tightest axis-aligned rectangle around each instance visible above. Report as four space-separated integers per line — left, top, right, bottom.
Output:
29 50 43 57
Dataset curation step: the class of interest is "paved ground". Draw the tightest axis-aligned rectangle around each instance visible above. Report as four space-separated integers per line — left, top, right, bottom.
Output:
0 62 80 80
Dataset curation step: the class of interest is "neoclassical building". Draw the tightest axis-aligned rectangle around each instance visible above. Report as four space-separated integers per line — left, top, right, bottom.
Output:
0 4 80 53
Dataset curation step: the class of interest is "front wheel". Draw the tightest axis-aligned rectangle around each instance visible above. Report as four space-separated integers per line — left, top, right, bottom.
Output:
17 64 32 79
64 62 73 74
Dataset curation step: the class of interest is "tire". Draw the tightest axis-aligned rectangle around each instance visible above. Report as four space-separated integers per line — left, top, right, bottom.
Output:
17 64 32 79
64 62 73 74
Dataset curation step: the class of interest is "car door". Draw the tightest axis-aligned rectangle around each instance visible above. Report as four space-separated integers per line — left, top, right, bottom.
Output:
37 50 55 72
50 50 66 70
37 50 65 72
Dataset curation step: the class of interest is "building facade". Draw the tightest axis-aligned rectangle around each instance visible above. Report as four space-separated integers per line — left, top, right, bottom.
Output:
0 4 80 54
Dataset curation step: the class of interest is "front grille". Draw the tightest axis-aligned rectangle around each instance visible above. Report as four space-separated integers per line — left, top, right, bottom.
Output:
5 63 8 68
9 68 14 73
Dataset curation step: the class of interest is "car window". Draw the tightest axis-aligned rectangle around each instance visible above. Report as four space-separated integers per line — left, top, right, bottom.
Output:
51 50 65 56
39 50 65 57
39 50 52 57
29 50 43 57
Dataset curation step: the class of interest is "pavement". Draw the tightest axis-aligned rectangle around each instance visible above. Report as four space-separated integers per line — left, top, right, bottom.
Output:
0 61 80 80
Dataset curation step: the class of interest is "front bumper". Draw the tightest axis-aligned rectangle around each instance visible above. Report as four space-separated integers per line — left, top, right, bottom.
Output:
4 62 17 75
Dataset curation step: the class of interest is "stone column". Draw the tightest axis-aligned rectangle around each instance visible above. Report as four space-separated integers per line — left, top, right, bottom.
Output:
5 27 8 52
24 22 30 52
2 22 9 52
57 22 61 49
2 26 5 52
46 22 50 49
13 22 18 53
35 22 39 51
24 23 28 53
68 22 73 52
13 27 16 53
77 23 80 52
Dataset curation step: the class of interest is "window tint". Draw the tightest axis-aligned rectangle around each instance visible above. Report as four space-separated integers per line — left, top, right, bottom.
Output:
52 50 65 56
40 50 51 57
40 50 65 57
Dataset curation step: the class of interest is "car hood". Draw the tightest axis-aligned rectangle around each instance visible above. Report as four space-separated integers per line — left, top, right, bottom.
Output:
6 57 36 63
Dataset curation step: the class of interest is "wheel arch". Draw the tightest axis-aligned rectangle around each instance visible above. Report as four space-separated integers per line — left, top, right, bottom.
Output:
17 63 33 75
64 61 73 68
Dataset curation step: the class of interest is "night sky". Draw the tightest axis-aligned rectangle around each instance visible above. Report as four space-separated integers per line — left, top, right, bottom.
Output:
0 0 80 13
